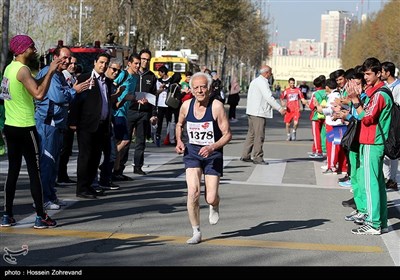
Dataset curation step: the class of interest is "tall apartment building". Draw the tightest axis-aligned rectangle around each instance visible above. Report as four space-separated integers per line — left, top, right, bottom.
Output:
320 10 354 58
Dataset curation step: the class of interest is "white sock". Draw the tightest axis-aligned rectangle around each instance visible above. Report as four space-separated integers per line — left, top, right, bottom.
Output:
192 225 200 234
209 205 220 225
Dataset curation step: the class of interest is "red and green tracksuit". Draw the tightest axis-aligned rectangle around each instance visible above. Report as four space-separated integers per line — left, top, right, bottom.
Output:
309 88 327 154
357 82 392 230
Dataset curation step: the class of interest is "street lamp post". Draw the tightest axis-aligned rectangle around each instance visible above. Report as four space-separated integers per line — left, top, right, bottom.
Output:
154 34 168 51
180 36 185 50
118 25 136 46
69 0 92 45
239 62 245 88
79 0 83 45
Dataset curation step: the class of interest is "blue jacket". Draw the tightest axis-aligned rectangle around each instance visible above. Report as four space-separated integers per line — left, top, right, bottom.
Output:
35 66 77 129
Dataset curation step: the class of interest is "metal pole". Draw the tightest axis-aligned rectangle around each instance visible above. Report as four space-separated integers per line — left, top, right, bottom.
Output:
239 63 243 87
79 0 83 45
125 0 132 46
159 34 163 51
181 36 185 50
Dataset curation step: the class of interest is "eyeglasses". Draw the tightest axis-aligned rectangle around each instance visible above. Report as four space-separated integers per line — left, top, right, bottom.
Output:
109 67 121 73
140 57 150 61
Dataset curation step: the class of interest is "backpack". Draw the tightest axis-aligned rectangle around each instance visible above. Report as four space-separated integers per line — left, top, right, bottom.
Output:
115 70 129 88
377 86 400 159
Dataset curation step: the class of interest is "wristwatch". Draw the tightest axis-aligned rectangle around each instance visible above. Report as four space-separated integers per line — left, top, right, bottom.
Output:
353 103 361 109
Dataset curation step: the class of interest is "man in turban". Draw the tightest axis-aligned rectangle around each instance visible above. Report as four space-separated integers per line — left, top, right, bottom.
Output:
9 34 35 56
1 35 61 229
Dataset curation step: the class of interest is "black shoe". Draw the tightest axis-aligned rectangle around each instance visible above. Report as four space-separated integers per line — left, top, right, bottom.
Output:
76 192 97 199
386 179 399 191
100 182 120 190
112 174 133 181
133 167 147 175
253 160 269 165
57 178 77 185
90 186 106 196
338 175 350 183
92 185 104 193
342 197 356 209
240 158 253 163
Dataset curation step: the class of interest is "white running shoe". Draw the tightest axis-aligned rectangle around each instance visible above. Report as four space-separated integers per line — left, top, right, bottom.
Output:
351 224 381 235
209 205 220 225
44 201 61 210
186 232 202 244
52 198 67 206
309 153 324 159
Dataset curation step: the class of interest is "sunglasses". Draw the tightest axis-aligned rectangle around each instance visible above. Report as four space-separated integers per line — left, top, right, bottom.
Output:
109 67 121 73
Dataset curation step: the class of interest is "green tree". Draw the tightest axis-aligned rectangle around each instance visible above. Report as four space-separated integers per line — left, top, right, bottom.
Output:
2 0 269 87
341 0 400 69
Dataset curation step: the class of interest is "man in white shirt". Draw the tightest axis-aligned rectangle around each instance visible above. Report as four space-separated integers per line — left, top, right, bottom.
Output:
241 65 286 165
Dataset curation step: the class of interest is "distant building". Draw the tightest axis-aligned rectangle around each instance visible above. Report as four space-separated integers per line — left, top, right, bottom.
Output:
266 55 341 83
288 39 324 57
266 10 357 82
320 10 354 58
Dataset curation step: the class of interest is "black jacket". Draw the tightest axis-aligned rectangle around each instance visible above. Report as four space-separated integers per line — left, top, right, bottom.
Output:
129 69 158 113
69 72 113 133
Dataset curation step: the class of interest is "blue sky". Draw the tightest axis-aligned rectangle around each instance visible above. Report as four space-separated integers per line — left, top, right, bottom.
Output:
264 0 388 47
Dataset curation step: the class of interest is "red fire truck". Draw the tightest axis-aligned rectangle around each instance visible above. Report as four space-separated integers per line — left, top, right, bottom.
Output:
44 40 131 74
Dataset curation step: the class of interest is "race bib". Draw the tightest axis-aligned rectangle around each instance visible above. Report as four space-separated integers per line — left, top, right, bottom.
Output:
288 93 299 102
0 77 11 100
187 120 215 146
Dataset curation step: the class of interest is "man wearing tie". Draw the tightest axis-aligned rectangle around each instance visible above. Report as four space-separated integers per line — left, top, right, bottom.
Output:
69 53 112 199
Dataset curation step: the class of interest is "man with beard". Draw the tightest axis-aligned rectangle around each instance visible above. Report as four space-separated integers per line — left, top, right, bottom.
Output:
1 35 60 228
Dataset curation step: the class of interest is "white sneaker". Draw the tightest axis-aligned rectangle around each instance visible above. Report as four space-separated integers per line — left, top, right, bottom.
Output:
309 153 324 159
186 232 202 244
286 134 291 141
44 201 61 210
52 198 67 206
351 224 381 235
33 201 61 210
322 168 337 175
209 205 220 225
291 131 296 141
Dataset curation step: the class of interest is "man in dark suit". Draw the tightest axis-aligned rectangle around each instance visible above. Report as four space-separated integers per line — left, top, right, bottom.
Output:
69 53 112 199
